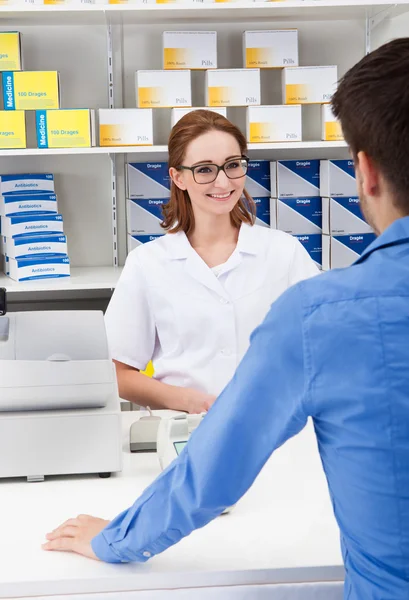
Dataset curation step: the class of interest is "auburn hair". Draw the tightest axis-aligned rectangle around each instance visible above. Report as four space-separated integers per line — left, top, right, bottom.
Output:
161 109 256 235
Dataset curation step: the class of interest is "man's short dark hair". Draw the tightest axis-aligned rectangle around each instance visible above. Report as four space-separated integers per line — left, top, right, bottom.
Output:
332 38 409 215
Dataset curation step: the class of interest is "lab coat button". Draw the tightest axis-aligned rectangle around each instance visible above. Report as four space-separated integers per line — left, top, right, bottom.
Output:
220 348 231 356
143 551 151 558
220 297 229 304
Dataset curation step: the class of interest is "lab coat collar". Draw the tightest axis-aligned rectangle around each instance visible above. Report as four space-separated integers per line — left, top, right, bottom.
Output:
354 216 409 265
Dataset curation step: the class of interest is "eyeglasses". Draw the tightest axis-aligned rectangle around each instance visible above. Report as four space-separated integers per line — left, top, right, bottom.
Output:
177 156 249 184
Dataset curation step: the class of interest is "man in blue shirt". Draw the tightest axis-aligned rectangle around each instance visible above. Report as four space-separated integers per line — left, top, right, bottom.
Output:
44 39 409 599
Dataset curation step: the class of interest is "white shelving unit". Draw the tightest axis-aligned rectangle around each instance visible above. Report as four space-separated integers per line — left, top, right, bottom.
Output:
0 1 407 299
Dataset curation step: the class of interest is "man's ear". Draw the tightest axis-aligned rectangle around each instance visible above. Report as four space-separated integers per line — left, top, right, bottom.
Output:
356 151 380 197
169 167 187 191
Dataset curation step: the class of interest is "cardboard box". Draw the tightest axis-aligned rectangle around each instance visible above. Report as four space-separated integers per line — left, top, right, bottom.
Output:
127 198 167 235
0 173 54 195
2 71 60 110
322 197 372 235
246 104 302 143
321 104 343 142
0 192 57 217
171 106 226 127
136 70 191 108
277 197 322 234
320 159 356 198
276 160 320 198
206 69 260 107
1 213 64 238
253 197 270 227
0 110 26 149
1 233 67 259
243 29 298 69
127 233 164 253
36 109 95 148
99 108 153 146
282 65 337 105
127 162 170 199
7 254 70 282
246 160 271 198
0 32 22 71
294 234 322 269
163 31 217 70
322 233 376 270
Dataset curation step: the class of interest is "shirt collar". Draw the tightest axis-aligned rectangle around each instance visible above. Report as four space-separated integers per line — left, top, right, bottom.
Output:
354 216 409 265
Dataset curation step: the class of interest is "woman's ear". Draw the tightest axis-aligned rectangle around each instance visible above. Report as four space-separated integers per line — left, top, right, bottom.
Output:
169 167 187 191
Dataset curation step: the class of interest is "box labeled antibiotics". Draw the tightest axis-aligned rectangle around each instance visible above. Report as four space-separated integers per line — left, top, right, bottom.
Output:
127 162 170 199
322 197 372 235
294 234 322 269
277 197 322 234
206 69 260 107
127 233 164 253
322 233 376 270
246 105 302 143
321 104 343 142
99 108 153 146
246 160 271 198
127 198 167 235
1 233 67 259
276 160 320 198
0 32 22 71
7 254 70 282
36 109 95 148
282 65 337 105
0 110 26 148
320 159 356 197
136 70 191 108
1 213 64 238
163 31 217 70
171 106 226 127
0 192 57 217
243 29 298 69
2 71 60 110
0 173 54 195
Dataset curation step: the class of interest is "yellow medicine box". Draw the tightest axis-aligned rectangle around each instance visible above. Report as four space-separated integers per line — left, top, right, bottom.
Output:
0 110 26 149
99 109 153 146
206 68 261 107
163 31 217 70
136 70 191 108
36 109 95 148
243 30 298 69
282 65 338 105
2 71 60 111
0 32 22 72
321 104 344 142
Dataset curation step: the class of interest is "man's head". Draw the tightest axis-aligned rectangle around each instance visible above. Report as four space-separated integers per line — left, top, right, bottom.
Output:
332 38 409 235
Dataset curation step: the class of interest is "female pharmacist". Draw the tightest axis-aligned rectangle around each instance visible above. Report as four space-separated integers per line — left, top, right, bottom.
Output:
105 110 319 414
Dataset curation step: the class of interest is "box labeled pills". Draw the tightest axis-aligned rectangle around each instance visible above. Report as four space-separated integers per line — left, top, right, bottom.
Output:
321 104 343 142
136 70 191 108
99 108 153 146
243 29 298 69
206 69 260 107
171 106 226 127
163 31 217 70
246 104 302 143
283 65 337 105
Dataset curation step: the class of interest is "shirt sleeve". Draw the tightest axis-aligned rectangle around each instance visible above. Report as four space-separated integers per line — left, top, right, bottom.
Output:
92 283 311 563
288 238 321 287
104 251 156 371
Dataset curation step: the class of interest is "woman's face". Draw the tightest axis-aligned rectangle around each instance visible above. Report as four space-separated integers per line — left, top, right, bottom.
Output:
170 130 247 220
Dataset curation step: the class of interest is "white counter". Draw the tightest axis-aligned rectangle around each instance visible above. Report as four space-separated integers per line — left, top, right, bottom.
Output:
0 412 344 600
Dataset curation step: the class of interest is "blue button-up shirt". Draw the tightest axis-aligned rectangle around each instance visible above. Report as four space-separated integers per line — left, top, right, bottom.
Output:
92 216 409 599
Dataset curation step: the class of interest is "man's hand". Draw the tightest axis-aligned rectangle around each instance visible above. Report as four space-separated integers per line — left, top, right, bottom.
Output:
42 514 110 560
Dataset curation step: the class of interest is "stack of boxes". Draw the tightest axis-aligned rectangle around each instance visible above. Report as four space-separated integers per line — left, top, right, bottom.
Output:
0 173 70 281
320 159 375 269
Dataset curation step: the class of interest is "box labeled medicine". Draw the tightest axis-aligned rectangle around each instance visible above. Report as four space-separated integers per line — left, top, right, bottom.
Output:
163 31 217 70
171 106 226 127
2 71 60 110
1 233 67 259
282 65 337 105
136 70 191 108
99 108 153 146
0 32 22 71
277 197 322 234
127 198 167 235
320 159 356 198
246 160 271 198
322 233 376 271
253 197 270 227
0 110 26 148
321 104 343 142
243 30 298 69
7 254 70 282
0 173 54 195
246 105 302 143
127 162 170 199
294 234 322 269
1 213 64 239
206 69 261 107
322 197 372 235
36 109 95 148
0 192 57 217
277 160 320 198
128 233 164 253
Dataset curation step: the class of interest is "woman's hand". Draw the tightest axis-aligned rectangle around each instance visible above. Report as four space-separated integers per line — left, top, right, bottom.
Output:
182 388 217 414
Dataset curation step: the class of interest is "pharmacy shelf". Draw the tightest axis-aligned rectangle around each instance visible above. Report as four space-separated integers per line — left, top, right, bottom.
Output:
0 266 122 294
0 141 347 157
0 1 408 25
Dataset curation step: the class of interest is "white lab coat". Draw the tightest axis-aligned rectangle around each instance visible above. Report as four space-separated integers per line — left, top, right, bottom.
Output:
105 223 319 396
